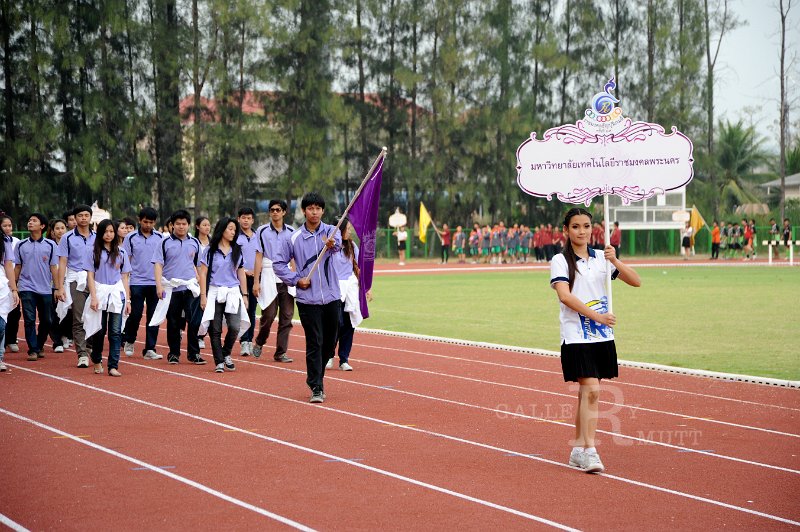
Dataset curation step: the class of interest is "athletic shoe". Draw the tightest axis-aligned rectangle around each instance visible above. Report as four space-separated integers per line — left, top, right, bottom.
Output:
325 358 334 370
568 449 584 468
191 356 207 365
27 353 38 361
62 337 72 349
340 362 353 371
54 345 64 353
77 356 89 368
274 354 293 363
309 390 324 403
0 361 6 372
167 355 179 365
215 363 224 373
36 351 44 359
8 343 19 353
240 341 250 357
198 339 206 349
224 356 235 371
124 342 135 357
144 350 163 360
582 452 605 474
251 343 262 358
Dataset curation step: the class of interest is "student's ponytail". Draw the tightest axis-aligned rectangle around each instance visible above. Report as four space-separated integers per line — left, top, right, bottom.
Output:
561 207 593 292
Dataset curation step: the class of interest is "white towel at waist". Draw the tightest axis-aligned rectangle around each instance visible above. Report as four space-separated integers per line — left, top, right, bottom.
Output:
0 288 13 323
198 285 250 337
82 280 129 338
149 277 201 327
56 268 89 322
257 260 296 310
338 274 363 328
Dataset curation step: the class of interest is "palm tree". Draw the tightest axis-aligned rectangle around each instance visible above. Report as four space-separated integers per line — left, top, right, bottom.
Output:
715 120 766 214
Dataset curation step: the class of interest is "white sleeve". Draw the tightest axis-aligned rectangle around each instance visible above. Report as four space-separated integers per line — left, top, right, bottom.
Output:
550 254 569 287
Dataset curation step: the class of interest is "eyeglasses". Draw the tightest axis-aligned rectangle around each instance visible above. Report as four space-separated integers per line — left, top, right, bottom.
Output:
269 207 283 213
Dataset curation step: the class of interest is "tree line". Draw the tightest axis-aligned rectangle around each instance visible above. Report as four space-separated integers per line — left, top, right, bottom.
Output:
1 0 797 230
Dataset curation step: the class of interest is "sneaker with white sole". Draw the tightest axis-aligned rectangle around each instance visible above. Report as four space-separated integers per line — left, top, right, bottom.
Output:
124 342 135 357
240 341 250 357
309 390 324 403
0 361 6 372
77 356 89 368
251 343 262 358
568 449 584 468
339 362 353 371
582 452 605 474
144 350 163 360
215 363 224 373
62 337 72 349
54 345 64 353
8 343 19 353
325 358 333 370
224 356 235 371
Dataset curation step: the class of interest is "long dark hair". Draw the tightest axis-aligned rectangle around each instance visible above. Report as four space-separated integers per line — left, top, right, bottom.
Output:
339 218 358 277
207 218 242 269
93 219 121 270
562 207 592 292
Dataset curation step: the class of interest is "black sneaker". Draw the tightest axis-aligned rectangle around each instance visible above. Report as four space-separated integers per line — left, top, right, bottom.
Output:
167 355 179 365
274 354 293 363
224 356 235 371
190 356 207 365
309 390 324 403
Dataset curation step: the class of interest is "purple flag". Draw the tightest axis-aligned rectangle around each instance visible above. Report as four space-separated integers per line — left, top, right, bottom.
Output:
348 155 384 319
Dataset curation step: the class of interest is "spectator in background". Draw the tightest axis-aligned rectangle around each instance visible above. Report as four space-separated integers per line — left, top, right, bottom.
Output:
783 218 792 259
728 221 742 259
710 221 720 260
681 221 693 260
749 219 757 260
742 218 753 260
769 218 780 259
610 221 622 258
542 223 555 261
719 221 729 259
439 223 451 264
453 225 466 264
393 226 407 266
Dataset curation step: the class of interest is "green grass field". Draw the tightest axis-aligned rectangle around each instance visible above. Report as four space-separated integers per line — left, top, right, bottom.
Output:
362 266 800 380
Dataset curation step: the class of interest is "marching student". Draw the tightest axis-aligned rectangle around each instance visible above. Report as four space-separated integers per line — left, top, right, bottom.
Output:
198 218 249 373
550 207 641 474
85 219 131 376
14 213 58 360
0 234 20 371
151 210 206 365
1 214 21 354
47 218 69 351
326 218 365 371
236 207 259 356
55 205 96 368
252 199 295 362
453 225 466 264
121 207 163 360
273 192 341 403
194 216 211 349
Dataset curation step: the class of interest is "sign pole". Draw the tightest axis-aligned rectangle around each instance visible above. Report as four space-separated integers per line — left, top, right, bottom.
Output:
604 193 613 314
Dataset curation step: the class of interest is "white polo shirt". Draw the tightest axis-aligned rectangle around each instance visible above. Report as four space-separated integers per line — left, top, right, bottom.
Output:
550 248 618 345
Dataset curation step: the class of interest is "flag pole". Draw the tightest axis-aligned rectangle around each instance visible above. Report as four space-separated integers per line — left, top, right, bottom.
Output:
304 147 388 280
604 193 613 314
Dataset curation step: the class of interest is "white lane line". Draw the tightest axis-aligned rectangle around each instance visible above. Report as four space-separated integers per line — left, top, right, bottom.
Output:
338 335 800 412
4 365 578 531
346 357 799 439
103 361 800 527
0 407 315 531
0 513 30 532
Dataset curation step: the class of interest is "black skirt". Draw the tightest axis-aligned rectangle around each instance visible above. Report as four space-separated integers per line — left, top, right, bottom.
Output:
682 236 691 247
560 340 618 382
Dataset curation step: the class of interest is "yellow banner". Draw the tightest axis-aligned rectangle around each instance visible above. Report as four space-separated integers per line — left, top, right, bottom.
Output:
419 202 432 243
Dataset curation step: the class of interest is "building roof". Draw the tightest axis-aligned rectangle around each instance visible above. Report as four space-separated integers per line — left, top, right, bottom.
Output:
759 173 800 188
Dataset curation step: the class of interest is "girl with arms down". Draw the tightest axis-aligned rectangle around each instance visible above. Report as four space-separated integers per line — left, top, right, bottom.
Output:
550 208 641 473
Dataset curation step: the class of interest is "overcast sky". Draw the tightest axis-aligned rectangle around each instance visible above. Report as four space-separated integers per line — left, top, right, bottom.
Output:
715 0 800 152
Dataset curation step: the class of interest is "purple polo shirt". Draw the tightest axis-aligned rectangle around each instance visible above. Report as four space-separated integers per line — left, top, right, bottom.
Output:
57 228 96 271
3 239 13 266
15 237 58 294
89 248 132 285
256 222 295 261
332 243 359 281
236 231 258 272
273 221 342 305
151 234 200 291
200 246 244 288
122 229 163 286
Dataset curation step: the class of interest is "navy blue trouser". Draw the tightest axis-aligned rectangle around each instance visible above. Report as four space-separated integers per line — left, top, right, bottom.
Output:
19 291 52 354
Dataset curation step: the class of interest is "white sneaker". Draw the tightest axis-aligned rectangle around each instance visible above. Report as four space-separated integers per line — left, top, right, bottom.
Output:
54 345 65 353
340 362 353 371
224 356 236 371
582 452 605 473
8 343 19 353
325 358 333 370
144 350 163 360
568 449 584 468
77 356 89 368
240 342 251 357
215 363 224 373
0 361 6 372
124 342 135 357
62 337 72 349
198 339 206 349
